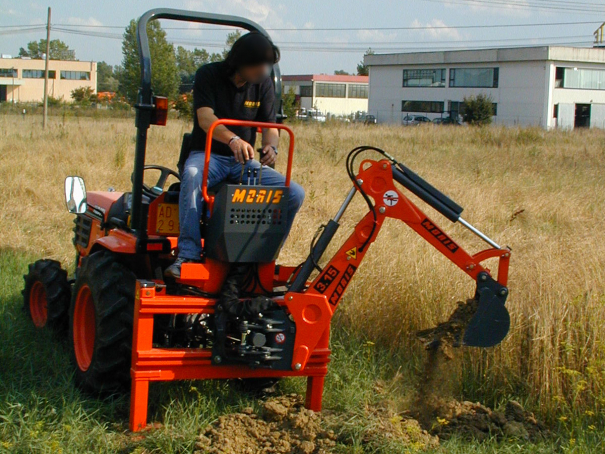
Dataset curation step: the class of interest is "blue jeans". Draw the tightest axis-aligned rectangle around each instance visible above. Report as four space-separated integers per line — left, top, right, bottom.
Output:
178 152 305 260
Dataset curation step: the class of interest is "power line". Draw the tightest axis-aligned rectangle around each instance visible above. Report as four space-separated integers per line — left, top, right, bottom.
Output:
50 27 593 53
2 20 603 31
422 0 605 15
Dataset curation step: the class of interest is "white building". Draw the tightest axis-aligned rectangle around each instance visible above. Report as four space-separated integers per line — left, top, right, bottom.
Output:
282 74 369 117
365 46 605 129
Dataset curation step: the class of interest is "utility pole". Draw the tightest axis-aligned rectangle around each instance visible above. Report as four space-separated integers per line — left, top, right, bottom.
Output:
43 7 51 129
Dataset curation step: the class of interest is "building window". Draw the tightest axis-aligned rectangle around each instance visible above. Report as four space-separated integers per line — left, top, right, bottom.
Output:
348 84 368 98
0 68 18 78
403 69 446 87
60 71 90 81
556 67 605 90
401 100 444 113
449 68 499 88
315 83 346 98
450 101 497 116
299 85 313 97
23 70 56 79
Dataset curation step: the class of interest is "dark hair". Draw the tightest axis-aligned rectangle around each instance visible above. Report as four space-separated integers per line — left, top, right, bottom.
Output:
224 32 280 74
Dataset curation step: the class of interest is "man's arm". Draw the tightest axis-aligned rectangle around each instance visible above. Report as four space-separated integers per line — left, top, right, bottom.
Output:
260 128 279 166
197 106 255 164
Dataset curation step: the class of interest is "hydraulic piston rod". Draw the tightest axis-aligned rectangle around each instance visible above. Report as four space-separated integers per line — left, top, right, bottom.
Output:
458 217 502 250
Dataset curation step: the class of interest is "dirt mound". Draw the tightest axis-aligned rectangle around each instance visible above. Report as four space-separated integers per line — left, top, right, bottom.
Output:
194 394 439 453
194 394 336 454
416 397 549 442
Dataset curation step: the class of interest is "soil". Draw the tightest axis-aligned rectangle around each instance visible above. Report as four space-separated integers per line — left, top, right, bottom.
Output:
194 394 439 453
194 394 337 454
412 299 550 442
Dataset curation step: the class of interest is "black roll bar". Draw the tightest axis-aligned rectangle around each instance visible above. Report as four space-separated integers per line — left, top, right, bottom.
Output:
131 8 283 234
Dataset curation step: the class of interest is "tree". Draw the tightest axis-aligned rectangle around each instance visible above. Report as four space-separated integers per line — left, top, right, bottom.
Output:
334 70 350 75
118 19 180 104
222 30 242 59
462 94 495 126
357 48 375 76
282 86 298 120
19 39 76 60
175 32 239 94
97 61 119 92
71 86 96 106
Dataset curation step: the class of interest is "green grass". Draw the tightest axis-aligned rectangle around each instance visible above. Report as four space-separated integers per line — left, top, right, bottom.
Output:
0 249 601 453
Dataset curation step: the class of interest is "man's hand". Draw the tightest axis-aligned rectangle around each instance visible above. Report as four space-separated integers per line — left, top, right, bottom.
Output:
260 145 277 166
229 138 255 164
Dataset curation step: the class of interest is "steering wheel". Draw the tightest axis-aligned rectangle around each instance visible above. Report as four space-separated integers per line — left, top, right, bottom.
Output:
139 165 181 198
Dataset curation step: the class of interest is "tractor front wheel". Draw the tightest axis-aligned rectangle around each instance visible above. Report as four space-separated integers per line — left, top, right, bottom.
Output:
22 259 70 333
69 251 135 393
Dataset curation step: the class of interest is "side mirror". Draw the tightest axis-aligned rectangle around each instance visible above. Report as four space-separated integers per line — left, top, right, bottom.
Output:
64 176 87 214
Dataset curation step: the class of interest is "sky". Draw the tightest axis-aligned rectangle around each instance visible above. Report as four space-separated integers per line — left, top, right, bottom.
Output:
1 0 604 75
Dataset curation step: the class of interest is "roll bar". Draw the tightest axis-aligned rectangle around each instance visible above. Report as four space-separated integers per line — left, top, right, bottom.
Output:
130 8 284 234
202 119 295 211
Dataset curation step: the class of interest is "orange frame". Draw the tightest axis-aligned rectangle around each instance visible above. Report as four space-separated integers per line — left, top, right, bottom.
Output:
129 128 511 432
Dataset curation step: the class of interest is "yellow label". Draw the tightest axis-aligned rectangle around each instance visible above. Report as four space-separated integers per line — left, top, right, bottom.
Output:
244 100 261 108
231 188 284 204
346 247 357 260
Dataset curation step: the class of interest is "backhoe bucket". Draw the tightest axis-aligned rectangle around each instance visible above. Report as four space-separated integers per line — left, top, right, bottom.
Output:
463 272 510 348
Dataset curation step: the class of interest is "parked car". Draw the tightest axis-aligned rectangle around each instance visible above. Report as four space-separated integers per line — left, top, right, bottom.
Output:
433 117 461 126
296 108 326 122
402 115 432 126
364 115 377 125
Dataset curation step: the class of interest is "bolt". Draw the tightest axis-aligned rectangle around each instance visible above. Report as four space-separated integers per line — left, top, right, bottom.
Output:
500 288 508 296
289 314 295 321
468 264 476 270
214 355 222 364
379 206 386 214
503 253 510 258
294 363 302 370
356 179 363 186
480 274 488 281
288 296 293 301
382 163 387 169
347 255 351 261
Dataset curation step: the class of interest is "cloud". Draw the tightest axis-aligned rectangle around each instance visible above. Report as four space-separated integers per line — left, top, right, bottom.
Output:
439 0 531 17
411 19 462 41
356 29 397 43
66 16 104 27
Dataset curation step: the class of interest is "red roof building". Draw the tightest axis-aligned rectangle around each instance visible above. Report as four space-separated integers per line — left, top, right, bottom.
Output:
282 74 369 118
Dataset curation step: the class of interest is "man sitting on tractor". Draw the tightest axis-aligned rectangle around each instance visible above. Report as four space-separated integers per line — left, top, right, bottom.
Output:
166 33 305 279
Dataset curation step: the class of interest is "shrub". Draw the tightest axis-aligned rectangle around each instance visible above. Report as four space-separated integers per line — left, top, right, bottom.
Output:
462 94 494 126
174 92 193 119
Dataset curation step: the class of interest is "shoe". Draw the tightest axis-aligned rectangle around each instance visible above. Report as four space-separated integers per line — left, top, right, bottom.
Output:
164 257 200 280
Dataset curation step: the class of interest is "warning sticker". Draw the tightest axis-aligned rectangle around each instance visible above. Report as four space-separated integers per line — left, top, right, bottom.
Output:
346 247 357 260
383 190 399 206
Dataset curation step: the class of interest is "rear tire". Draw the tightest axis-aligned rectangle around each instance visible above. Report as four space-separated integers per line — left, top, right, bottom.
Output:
69 251 135 393
22 259 70 333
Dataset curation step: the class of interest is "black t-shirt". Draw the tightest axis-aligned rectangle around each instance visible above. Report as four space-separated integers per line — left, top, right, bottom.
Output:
191 61 276 156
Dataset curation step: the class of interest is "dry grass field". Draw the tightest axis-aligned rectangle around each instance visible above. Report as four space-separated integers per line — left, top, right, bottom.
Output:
1 113 605 451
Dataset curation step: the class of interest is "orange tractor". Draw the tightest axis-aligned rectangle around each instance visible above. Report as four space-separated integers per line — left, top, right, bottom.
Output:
22 8 511 432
